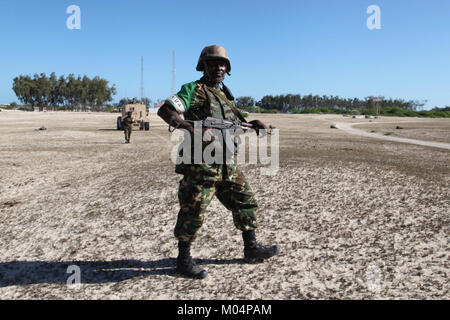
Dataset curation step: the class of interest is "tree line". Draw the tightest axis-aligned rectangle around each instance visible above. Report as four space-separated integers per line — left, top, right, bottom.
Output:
10 73 448 117
236 94 426 113
235 94 449 117
12 73 116 111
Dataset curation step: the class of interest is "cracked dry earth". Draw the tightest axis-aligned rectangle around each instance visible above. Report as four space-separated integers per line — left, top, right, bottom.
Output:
0 111 448 299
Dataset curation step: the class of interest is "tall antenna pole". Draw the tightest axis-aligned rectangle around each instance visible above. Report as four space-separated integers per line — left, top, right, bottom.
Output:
171 50 176 94
140 56 144 101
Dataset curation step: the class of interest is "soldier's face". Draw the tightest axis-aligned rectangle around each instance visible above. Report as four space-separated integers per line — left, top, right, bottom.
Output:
204 59 227 84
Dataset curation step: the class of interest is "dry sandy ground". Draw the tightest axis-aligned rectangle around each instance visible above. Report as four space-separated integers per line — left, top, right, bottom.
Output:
0 110 448 300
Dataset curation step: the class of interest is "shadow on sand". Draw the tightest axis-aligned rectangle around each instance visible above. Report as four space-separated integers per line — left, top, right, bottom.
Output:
0 258 244 287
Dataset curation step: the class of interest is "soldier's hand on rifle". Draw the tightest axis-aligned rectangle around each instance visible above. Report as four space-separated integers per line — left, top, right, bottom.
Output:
202 127 214 142
158 103 195 135
249 120 269 136
175 120 195 135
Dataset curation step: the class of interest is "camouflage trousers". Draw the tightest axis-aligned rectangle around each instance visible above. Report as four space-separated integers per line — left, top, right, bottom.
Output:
174 163 259 243
124 127 132 141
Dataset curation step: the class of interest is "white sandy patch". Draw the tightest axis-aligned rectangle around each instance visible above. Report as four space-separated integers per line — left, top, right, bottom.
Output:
335 122 450 150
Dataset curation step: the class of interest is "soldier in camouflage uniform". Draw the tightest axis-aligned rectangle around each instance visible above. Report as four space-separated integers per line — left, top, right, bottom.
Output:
122 111 134 143
158 45 279 279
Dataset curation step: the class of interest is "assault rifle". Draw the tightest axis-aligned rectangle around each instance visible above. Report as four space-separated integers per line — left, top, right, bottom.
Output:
187 117 272 135
169 117 273 155
206 118 254 155
200 117 273 155
202 117 253 132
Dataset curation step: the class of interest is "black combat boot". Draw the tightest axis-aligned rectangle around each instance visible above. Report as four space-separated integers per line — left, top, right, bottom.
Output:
176 241 208 279
242 230 280 263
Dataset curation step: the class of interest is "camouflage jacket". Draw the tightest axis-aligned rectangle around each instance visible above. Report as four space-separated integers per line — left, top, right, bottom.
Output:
166 76 244 122
122 115 133 128
166 76 245 171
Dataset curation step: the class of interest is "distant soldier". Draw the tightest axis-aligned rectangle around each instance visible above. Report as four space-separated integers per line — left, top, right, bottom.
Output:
122 111 134 143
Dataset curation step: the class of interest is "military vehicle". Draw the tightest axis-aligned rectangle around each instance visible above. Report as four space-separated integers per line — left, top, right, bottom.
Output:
116 103 150 131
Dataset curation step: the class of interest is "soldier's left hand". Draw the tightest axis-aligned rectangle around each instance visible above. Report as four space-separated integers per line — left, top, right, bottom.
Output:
202 127 215 142
249 120 269 136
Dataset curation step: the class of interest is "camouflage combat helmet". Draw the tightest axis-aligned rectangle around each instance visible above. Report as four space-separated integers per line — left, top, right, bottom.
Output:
196 45 231 73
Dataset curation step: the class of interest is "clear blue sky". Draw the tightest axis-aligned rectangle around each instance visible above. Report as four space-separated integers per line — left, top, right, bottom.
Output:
1 0 449 109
